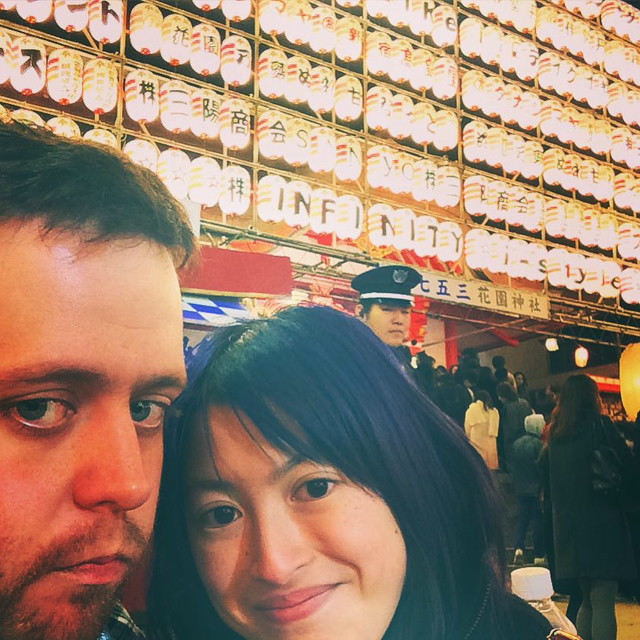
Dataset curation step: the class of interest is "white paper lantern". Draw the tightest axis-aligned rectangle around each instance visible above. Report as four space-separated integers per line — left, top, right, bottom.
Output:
221 0 251 21
459 18 483 58
284 55 311 104
47 115 80 138
365 85 392 132
220 35 252 86
335 135 362 182
464 174 490 217
544 198 568 238
335 16 362 62
618 222 640 260
587 73 609 110
412 158 437 203
190 22 220 76
366 30 392 77
461 70 485 111
10 109 45 127
607 81 628 119
390 152 414 195
368 203 395 248
124 69 159 123
284 0 312 46
335 194 363 241
598 213 618 250
308 65 335 114
189 156 221 207
432 109 458 152
88 0 123 44
388 93 413 140
82 57 117 114
435 165 461 208
283 179 311 227
480 25 502 67
388 38 413 85
10 37 47 96
367 144 393 189
193 0 220 10
54 0 89 32
366 0 390 20
599 260 622 299
500 83 522 125
411 101 436 146
621 268 640 305
524 191 544 233
219 97 251 150
485 179 508 222
334 74 363 121
308 126 336 174
542 148 565 186
431 56 458 100
257 174 286 223
479 75 504 118
309 187 337 235
259 0 285 36
17 0 52 23
485 127 506 169
160 14 191 66
191 87 222 139
392 208 416 251
257 109 289 159
283 118 310 167
218 164 252 216
407 0 431 37
517 91 541 131
465 228 490 270
309 5 336 54
414 215 440 259
159 80 191 134
47 47 83 105
437 221 463 263
463 120 489 164
431 4 457 48
129 2 162 55
157 149 191 201
123 138 159 172
506 185 528 228
409 47 433 92
258 48 287 99
83 127 117 147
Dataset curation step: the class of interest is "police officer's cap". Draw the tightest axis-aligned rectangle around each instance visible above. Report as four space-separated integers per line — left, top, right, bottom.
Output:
352 265 421 304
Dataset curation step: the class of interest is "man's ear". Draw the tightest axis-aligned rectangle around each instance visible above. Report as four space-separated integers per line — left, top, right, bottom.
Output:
355 303 365 319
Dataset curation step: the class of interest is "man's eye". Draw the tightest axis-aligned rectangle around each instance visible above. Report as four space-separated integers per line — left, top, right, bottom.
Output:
130 400 167 429
199 505 242 529
294 478 335 501
7 399 74 431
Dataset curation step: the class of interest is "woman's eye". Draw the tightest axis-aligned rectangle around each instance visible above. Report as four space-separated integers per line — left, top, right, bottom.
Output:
130 400 167 430
6 398 74 431
199 505 242 529
295 478 335 501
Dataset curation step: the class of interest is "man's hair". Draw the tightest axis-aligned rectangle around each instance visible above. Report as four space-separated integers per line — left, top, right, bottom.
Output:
358 298 411 317
497 381 518 402
0 121 196 267
148 306 509 640
492 355 506 370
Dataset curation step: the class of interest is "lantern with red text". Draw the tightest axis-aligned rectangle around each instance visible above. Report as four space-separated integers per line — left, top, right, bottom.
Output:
618 222 640 261
83 58 117 114
335 16 362 62
284 55 311 104
257 109 289 159
257 174 286 223
125 69 159 123
259 0 285 35
334 75 363 121
308 65 335 114
54 0 89 32
432 56 457 100
10 37 46 95
462 121 488 164
410 47 433 93
365 85 392 132
83 127 117 147
191 87 221 139
524 191 544 232
366 30 392 77
367 144 392 189
220 35 252 86
308 126 336 174
160 80 191 134
88 0 123 44
464 175 490 217
17 0 52 23
129 3 162 55
620 342 640 419
47 47 82 105
335 194 363 241
506 185 528 228
123 138 159 172
190 22 220 76
258 48 287 99
431 4 457 47
388 93 413 140
218 164 252 216
335 135 362 182
161 14 191 66
546 248 570 289
284 0 312 46
189 156 221 207
388 38 413 85
219 97 251 150
310 5 335 54
221 0 251 21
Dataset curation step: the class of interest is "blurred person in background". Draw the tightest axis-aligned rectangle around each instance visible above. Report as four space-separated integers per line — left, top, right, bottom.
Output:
464 390 499 470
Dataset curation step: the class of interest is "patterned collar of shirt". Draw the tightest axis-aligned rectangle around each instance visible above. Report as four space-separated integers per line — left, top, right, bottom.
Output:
99 602 146 640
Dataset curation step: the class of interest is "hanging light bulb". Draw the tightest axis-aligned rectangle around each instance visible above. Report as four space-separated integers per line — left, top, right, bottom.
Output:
574 346 589 368
545 337 559 352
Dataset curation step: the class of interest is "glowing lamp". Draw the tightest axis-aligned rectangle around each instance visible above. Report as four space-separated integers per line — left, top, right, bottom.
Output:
388 38 413 85
83 127 117 147
546 248 570 289
544 198 567 239
10 36 47 96
412 158 437 203
431 5 457 47
498 34 519 74
506 185 527 228
124 69 159 123
258 48 287 99
480 25 502 66
368 203 395 248
190 88 222 139
54 0 89 32
218 164 252 216
17 0 52 23
366 30 392 77
462 120 489 164
258 0 285 35
365 85 392 132
480 76 504 118
465 228 490 270
334 75 363 121
542 148 565 187
517 92 541 131
431 56 458 100
539 98 563 138
335 135 362 182
388 93 413 140
335 194 364 241
309 5 335 54
414 215 439 259
515 40 539 82
523 190 544 232
257 174 286 223
123 139 159 172
545 338 559 352
283 118 310 167
157 149 191 201
485 179 507 222
309 187 337 234
283 179 311 228
129 3 162 55
161 13 192 66
219 97 251 150
284 55 311 104
392 208 416 251
367 144 393 190
308 65 335 114
459 18 483 58
284 0 312 46
431 109 458 152
88 0 123 44
607 82 628 119
411 101 436 146
461 70 485 111
485 127 506 169
188 156 221 207
335 17 362 62
463 174 489 217
574 346 589 368
308 126 336 174
434 165 461 208
257 109 289 160
47 47 83 105
614 172 635 210
620 343 640 419
485 233 510 275
47 115 80 138
220 35 252 86
410 47 433 92
82 58 117 114
221 0 251 21
159 80 191 134
390 152 413 195
190 22 221 76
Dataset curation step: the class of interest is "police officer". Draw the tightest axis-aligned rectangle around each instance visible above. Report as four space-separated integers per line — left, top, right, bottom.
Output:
352 264 421 371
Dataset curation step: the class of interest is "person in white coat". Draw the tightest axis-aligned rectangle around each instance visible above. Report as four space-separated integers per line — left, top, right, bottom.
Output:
464 390 500 469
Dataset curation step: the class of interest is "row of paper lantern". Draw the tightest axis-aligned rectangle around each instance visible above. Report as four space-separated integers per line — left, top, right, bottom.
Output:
458 0 537 34
463 173 640 258
465 227 640 304
548 0 625 22
598 0 640 45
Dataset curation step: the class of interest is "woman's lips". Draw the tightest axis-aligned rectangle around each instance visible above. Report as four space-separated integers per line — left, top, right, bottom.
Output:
254 584 338 624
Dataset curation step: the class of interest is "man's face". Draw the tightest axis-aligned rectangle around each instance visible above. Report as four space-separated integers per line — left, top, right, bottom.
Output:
360 302 411 348
0 221 186 640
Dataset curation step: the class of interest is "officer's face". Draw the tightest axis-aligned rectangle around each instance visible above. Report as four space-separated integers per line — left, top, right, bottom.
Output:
362 303 411 348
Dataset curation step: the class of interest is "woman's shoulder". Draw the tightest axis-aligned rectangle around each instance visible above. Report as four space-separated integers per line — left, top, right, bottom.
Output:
479 593 552 640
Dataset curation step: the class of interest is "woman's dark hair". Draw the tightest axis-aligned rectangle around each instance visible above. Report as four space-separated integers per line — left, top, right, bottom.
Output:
496 381 518 403
148 306 508 640
550 374 602 439
476 390 494 411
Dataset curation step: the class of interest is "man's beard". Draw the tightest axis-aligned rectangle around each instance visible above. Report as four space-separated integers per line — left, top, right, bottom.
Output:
0 519 149 640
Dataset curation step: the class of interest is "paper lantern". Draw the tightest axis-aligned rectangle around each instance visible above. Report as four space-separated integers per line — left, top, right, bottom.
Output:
219 97 251 150
284 55 311 104
564 201 582 241
559 153 580 192
595 165 614 202
158 150 190 200
0 0 17 9
599 213 618 250
611 127 632 164
283 118 310 167
618 222 640 260
161 14 191 66
367 144 393 189
621 268 640 305
309 5 335 54
431 4 457 47
600 260 622 298
462 120 489 164
574 346 589 368
414 215 439 258
392 208 415 251
82 57 117 114
388 1 410 27
309 187 337 234
390 151 413 195
515 39 539 81
388 93 413 140
257 48 287 99
411 158 437 203
431 56 457 100
485 179 508 222
159 80 191 134
524 190 544 232
190 22 220 76
123 138 159 172
257 109 288 159
620 343 640 419
221 0 251 21
129 3 162 55
465 228 490 270
485 232 510 274
582 257 605 295
258 0 285 35
308 126 336 174
411 101 436 146
607 81 628 119
546 248 570 289
218 164 252 216
498 34 519 74
434 165 461 208
220 35 252 86
191 87 222 139
407 0 431 37
480 25 502 66
47 115 80 138
334 75 363 121
388 38 413 85
622 90 640 127
308 65 335 114
10 36 47 96
88 0 123 44
520 139 544 179
409 47 433 93
539 98 562 138
366 30 392 77
459 18 483 58
461 70 484 111
368 203 395 247
587 72 609 110
485 127 506 169
257 174 286 223
500 83 523 125
0 29 11 85
614 172 635 210
365 85 392 132
17 0 52 23
284 0 312 46
542 148 565 186
506 185 528 228
366 0 388 19
283 179 311 227
83 127 117 147
193 0 221 10
463 174 489 217
189 156 221 207
46 47 83 105
54 0 89 32
335 135 362 182
558 105 580 144
517 91 541 131
335 16 362 62
10 108 45 127
124 69 159 123
506 238 531 280
335 194 363 241
479 75 504 118
431 109 458 152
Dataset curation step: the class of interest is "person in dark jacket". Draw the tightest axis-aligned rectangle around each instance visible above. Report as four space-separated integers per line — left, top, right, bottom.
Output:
547 374 637 640
497 381 533 470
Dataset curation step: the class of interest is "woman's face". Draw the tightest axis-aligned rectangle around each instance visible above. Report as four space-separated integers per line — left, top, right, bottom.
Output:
184 405 407 640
